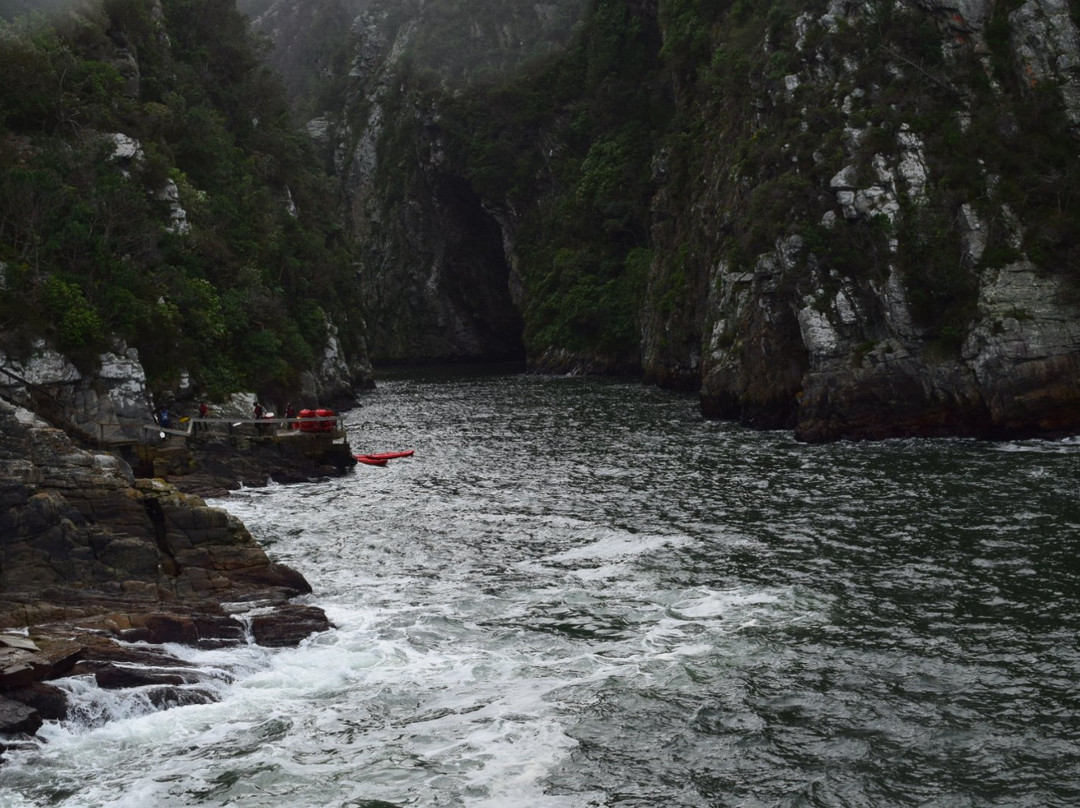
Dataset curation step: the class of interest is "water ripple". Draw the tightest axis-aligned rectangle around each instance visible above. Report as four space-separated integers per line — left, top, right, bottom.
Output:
3 372 1079 807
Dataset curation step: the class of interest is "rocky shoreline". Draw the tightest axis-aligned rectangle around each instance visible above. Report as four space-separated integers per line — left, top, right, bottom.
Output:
136 428 358 499
0 399 339 758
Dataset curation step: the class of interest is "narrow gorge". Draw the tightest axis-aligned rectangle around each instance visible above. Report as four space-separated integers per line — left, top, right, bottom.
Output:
245 0 1080 441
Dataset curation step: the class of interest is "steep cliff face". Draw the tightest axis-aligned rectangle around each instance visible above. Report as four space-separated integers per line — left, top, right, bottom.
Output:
245 0 589 364
0 343 150 445
338 74 526 363
251 0 1080 440
667 0 1080 440
325 0 594 364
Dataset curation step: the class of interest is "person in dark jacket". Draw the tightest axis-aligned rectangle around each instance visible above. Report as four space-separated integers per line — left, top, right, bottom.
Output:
157 404 171 439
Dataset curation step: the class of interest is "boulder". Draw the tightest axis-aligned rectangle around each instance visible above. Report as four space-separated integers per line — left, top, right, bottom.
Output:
146 686 217 710
0 697 42 736
250 604 333 647
1 683 68 722
94 666 193 690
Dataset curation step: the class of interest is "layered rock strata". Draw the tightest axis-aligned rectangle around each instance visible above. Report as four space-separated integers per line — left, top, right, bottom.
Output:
0 399 330 751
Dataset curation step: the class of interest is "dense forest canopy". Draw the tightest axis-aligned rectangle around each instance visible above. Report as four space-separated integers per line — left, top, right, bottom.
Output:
0 0 365 400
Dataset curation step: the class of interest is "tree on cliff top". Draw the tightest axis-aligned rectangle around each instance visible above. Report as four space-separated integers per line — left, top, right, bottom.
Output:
0 0 364 399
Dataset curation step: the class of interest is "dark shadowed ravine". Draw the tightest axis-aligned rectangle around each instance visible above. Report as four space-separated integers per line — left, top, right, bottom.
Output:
2 370 1079 807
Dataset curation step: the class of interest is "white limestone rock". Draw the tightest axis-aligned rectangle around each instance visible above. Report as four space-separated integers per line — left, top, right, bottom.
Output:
874 267 920 340
0 343 153 443
798 304 842 358
964 260 1080 389
154 179 190 234
110 133 143 163
896 124 929 202
958 203 987 264
1010 0 1080 129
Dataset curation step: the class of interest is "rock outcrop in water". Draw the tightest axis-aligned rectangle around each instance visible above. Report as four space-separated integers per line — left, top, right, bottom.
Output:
0 398 330 751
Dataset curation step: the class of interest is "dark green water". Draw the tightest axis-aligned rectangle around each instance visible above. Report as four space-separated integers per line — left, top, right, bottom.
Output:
3 372 1078 807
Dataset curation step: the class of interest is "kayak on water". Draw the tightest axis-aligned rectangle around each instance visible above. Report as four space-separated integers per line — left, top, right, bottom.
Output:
355 456 388 466
354 450 415 461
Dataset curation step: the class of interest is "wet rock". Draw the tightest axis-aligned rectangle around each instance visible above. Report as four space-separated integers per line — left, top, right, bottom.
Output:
0 398 335 751
250 604 332 647
73 634 202 671
0 399 319 622
0 696 42 735
115 613 199 644
191 614 248 646
94 666 194 690
0 657 35 689
158 435 358 497
1 683 68 722
0 637 82 687
146 686 217 710
232 563 314 597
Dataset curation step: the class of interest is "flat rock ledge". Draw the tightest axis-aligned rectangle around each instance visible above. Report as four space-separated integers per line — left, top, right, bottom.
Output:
0 400 333 756
138 433 358 498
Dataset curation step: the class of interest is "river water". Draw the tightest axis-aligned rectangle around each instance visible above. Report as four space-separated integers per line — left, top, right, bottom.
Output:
3 371 1080 807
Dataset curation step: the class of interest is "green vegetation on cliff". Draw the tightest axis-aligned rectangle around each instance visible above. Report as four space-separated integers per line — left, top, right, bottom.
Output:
0 0 363 398
359 0 1080 370
426 0 666 366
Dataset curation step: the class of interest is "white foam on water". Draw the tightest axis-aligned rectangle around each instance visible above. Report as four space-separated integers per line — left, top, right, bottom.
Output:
6 375 1071 807
540 530 685 564
0 535 828 804
668 588 784 619
4 610 606 807
565 561 636 581
993 438 1080 454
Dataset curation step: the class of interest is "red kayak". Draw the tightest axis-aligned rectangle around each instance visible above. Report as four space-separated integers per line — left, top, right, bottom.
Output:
355 456 388 466
355 450 415 461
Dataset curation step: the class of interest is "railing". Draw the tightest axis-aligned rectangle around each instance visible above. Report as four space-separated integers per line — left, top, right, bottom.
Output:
142 414 345 441
0 364 67 417
0 364 110 446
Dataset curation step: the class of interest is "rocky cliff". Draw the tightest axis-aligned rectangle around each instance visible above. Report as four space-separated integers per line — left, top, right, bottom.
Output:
0 397 329 745
0 396 323 625
0 334 364 446
0 0 373 427
665 0 1080 441
248 0 1080 441
242 0 589 365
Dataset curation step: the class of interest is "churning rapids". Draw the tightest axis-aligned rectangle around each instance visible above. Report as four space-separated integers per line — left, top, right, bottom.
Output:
3 371 1080 807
